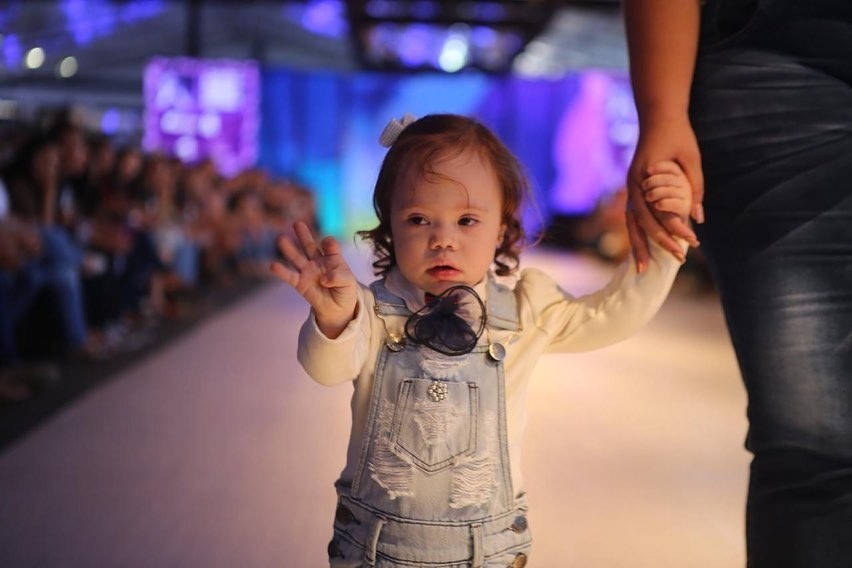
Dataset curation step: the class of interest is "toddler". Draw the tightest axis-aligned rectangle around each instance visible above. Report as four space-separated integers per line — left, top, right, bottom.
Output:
271 114 691 567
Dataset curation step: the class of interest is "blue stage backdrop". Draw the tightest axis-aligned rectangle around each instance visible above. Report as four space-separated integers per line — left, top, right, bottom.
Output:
258 68 637 239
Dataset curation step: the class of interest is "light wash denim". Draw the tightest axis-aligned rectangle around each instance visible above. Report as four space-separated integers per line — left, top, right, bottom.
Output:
328 279 531 567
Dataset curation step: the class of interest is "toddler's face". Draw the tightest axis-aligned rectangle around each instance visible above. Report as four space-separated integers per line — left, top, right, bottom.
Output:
389 150 505 295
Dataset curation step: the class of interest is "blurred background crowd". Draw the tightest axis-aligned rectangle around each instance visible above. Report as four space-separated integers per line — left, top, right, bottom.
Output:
0 109 317 401
0 0 714 405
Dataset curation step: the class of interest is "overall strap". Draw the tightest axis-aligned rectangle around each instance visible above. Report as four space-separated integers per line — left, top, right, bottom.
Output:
485 277 520 331
370 276 521 330
369 279 411 317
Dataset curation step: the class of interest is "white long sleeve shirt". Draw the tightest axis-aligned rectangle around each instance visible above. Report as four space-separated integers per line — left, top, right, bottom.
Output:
297 240 684 494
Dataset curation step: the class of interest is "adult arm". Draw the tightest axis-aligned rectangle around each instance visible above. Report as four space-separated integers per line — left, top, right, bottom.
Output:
623 0 704 272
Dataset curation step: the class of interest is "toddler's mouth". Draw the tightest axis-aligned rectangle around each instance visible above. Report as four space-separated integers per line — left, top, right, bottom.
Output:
428 265 460 276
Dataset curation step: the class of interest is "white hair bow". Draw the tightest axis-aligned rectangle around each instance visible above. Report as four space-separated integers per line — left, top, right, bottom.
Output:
379 113 417 147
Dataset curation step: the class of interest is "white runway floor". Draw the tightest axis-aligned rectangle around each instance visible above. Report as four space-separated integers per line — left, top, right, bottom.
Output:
0 245 750 567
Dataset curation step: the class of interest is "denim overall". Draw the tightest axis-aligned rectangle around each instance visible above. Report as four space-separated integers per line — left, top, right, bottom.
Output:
328 278 532 567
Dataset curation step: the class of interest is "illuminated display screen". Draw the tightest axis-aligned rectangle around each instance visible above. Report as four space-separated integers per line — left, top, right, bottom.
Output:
143 57 259 176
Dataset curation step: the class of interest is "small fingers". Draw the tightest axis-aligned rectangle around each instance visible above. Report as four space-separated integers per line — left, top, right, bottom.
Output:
269 259 299 286
294 221 320 260
644 186 688 202
317 240 356 287
650 196 690 216
320 263 354 289
278 234 310 271
641 173 687 192
319 235 342 257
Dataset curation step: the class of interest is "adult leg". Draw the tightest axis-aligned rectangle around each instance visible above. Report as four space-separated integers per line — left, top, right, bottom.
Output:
692 4 852 564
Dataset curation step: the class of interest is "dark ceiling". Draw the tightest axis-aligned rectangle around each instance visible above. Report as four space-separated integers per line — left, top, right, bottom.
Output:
0 0 626 108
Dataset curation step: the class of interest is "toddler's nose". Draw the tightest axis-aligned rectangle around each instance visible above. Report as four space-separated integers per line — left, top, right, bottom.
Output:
429 226 457 249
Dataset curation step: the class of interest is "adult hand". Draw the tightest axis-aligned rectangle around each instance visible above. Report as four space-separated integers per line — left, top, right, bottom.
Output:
626 113 704 272
270 221 358 339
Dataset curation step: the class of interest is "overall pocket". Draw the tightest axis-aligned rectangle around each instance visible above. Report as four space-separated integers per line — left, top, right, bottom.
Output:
390 378 479 473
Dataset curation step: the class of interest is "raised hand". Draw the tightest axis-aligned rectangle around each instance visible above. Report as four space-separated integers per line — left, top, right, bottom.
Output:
270 221 358 339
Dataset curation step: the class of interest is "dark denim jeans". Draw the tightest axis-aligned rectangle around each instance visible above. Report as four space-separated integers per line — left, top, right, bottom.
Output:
692 1 852 566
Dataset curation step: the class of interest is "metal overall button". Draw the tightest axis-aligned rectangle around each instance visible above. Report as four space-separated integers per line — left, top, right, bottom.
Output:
488 342 506 361
510 552 528 568
509 515 528 533
385 333 405 352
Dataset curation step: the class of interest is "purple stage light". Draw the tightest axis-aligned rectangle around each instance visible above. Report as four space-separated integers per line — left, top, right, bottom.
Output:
143 57 260 177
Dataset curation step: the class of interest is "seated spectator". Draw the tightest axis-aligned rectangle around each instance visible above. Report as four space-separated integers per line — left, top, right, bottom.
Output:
136 154 199 317
97 144 168 325
233 190 277 279
0 210 61 401
188 187 242 287
1 132 105 360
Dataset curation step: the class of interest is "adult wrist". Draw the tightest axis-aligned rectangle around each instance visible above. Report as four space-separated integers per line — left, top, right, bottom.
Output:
636 104 691 129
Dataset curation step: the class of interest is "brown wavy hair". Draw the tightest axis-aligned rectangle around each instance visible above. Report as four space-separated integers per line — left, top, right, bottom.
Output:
357 114 531 277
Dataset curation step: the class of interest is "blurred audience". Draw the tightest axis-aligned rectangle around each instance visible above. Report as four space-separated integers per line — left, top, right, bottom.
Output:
0 113 319 403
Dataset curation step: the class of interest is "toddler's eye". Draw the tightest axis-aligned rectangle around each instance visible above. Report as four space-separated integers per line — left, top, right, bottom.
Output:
459 216 478 227
408 215 427 225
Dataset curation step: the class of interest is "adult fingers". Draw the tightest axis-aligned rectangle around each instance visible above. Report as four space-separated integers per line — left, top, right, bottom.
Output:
634 198 685 261
661 215 699 248
625 209 650 273
689 166 705 224
645 160 683 176
679 149 705 224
